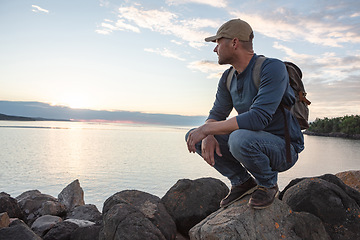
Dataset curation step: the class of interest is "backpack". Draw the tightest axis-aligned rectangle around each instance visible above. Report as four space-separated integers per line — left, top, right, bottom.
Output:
226 56 311 129
226 56 311 162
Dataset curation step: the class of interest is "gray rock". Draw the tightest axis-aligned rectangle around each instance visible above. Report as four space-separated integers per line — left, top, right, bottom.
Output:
16 190 66 224
282 176 360 240
100 190 177 240
67 204 102 224
100 202 166 240
0 219 42 240
0 192 24 219
43 220 79 240
161 177 228 237
70 224 101 240
64 218 95 227
189 195 330 240
31 214 62 237
58 179 85 211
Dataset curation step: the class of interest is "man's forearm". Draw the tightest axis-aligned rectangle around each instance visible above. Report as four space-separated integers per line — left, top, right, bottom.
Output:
203 117 239 136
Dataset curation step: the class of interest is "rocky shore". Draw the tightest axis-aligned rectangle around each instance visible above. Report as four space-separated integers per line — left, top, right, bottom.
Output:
1 170 359 240
304 131 360 140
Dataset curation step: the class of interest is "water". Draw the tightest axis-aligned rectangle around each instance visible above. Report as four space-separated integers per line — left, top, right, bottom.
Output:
1 121 359 212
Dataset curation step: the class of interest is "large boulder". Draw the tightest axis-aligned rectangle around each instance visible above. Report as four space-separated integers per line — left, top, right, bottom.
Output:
189 195 330 240
336 170 360 192
58 179 85 211
0 219 42 240
31 215 62 237
16 190 66 224
282 175 360 240
0 192 24 219
43 220 79 240
67 204 102 224
100 190 176 240
161 177 228 237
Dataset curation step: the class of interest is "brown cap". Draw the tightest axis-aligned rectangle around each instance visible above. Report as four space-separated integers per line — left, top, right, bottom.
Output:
205 19 253 42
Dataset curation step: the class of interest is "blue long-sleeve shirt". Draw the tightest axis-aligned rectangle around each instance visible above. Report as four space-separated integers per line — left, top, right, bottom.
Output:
207 54 304 153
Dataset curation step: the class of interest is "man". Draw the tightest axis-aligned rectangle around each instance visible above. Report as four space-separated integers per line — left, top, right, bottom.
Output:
186 19 304 209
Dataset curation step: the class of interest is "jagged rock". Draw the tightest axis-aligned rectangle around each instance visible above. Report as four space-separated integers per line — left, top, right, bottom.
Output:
70 224 102 240
67 204 102 224
100 190 176 240
16 190 66 224
0 192 24 220
282 175 360 240
189 195 330 240
0 212 10 228
43 220 79 240
31 215 62 237
0 219 42 240
336 170 360 192
161 177 228 237
58 179 85 211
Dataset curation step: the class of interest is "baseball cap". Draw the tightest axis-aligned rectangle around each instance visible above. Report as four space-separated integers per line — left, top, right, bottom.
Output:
205 19 253 42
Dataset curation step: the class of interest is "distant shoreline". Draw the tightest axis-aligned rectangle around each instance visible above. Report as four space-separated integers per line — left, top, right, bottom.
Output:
0 113 70 122
304 130 360 140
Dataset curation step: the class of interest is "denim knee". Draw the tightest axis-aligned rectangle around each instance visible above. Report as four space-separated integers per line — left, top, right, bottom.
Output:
228 129 252 158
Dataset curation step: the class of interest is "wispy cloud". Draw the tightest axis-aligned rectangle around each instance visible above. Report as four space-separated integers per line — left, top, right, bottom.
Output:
188 60 228 79
165 0 228 8
230 7 360 48
144 48 185 61
32 5 49 14
96 5 219 48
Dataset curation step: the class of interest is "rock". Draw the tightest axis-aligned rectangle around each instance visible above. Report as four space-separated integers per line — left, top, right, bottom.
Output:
67 204 102 224
43 220 79 240
70 224 102 240
0 192 24 219
16 190 66 224
100 190 176 240
161 177 228 237
31 215 62 237
189 195 330 240
64 218 95 227
0 212 10 228
336 170 360 192
58 179 85 211
0 219 42 240
282 176 360 240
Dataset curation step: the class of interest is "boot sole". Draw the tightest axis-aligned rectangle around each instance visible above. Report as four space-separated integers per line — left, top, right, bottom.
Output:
221 185 258 208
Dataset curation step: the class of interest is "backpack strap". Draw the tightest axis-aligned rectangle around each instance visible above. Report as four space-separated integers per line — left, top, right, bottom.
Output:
226 55 266 92
252 56 292 163
226 67 236 92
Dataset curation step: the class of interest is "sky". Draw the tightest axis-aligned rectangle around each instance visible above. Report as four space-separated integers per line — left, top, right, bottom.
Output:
1 0 360 122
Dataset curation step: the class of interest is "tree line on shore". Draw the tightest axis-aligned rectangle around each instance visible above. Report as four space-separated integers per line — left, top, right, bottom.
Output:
307 115 360 135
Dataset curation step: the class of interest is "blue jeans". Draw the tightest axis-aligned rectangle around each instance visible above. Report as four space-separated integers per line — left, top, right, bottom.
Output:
185 129 298 188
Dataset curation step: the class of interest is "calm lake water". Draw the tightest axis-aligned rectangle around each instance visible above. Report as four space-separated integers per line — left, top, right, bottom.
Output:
1 121 359 211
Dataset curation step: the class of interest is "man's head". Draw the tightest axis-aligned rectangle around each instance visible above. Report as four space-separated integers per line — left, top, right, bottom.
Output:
205 19 253 43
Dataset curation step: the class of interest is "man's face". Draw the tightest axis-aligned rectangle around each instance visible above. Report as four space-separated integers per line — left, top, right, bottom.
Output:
214 38 233 65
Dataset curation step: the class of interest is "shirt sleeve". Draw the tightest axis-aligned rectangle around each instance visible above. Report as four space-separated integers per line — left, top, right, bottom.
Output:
236 59 289 130
207 68 233 122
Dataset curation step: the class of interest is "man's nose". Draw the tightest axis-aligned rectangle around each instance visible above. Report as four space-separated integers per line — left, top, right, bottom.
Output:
213 45 218 52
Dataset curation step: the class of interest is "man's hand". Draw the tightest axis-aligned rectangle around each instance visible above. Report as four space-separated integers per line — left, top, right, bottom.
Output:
201 135 222 166
186 125 207 153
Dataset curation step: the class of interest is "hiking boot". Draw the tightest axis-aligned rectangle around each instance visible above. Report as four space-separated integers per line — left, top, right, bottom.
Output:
220 177 257 208
248 184 279 209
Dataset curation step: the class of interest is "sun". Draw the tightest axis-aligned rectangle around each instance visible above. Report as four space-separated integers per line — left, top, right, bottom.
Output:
60 94 88 109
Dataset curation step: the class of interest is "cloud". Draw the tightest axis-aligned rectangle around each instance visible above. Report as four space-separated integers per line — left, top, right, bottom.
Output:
165 0 228 8
188 60 228 78
230 7 360 48
96 5 219 48
31 5 49 13
144 48 185 61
